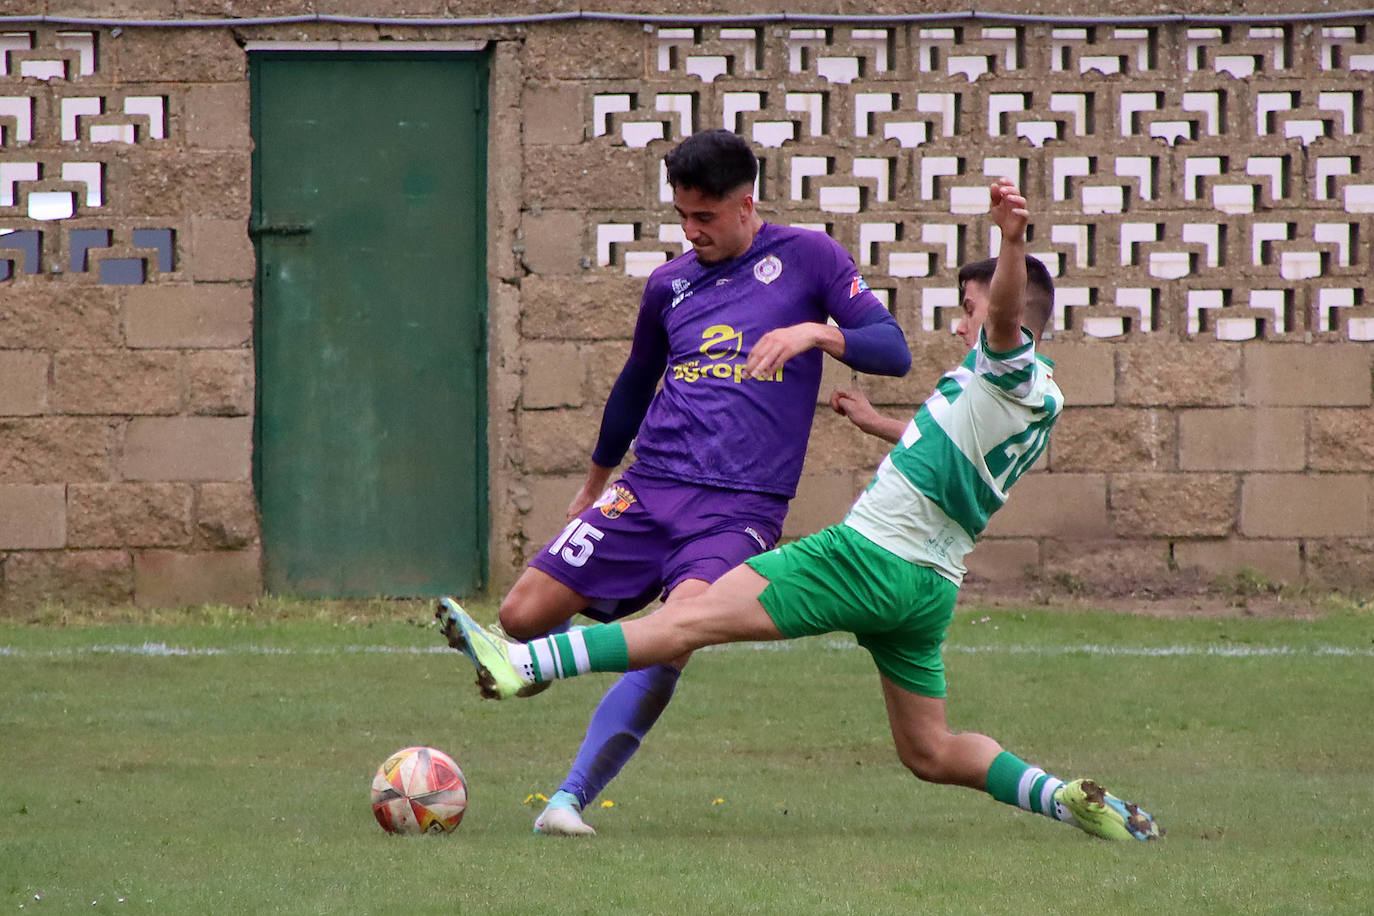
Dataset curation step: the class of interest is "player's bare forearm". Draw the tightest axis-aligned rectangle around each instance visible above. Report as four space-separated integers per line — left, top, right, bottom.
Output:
985 178 1030 351
830 387 906 444
745 322 841 379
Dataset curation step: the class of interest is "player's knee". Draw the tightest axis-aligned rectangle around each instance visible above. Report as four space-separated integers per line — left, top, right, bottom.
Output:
895 736 957 784
497 590 546 640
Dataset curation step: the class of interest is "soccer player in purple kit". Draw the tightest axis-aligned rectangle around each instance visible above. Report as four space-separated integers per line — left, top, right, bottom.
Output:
489 129 912 835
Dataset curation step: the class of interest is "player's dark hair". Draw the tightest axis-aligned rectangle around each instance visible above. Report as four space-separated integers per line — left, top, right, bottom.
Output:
957 255 1056 336
664 129 759 199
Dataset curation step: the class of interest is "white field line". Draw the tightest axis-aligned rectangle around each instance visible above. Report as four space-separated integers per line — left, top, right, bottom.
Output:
0 640 1371 659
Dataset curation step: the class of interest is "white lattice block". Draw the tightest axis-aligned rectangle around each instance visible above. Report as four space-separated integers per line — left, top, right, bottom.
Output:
1182 223 1221 267
0 160 38 206
987 93 1025 136
917 93 957 136
920 156 960 200
657 224 689 253
1119 91 1159 135
595 223 635 266
91 124 135 144
0 96 33 143
858 222 895 266
721 92 761 132
19 59 65 80
655 94 693 137
28 190 72 220
853 158 890 201
0 33 33 76
790 156 830 201
1212 185 1255 214
1116 157 1153 200
1116 286 1155 331
624 251 667 276
1247 157 1285 200
1082 186 1124 215
1249 289 1289 332
1347 318 1374 340
62 161 101 206
1016 121 1060 147
1121 221 1154 260
1251 222 1289 264
1186 289 1226 334
949 185 988 215
124 96 165 139
621 122 663 147
922 224 960 268
920 286 958 332
983 157 1021 183
1214 317 1258 340
854 92 894 137
883 122 927 147
1316 288 1357 333
1149 121 1193 145
1320 26 1374 71
1344 185 1374 213
55 31 96 75
1051 225 1091 270
1314 223 1352 266
1052 156 1091 200
1279 251 1322 280
1182 91 1222 135
592 94 631 137
1255 91 1293 134
1315 156 1352 200
1044 286 1082 333
751 122 795 148
1184 157 1222 200
1283 119 1327 145
818 186 860 213
785 93 825 137
888 251 932 278
1149 251 1192 279
60 97 100 140
1082 316 1126 338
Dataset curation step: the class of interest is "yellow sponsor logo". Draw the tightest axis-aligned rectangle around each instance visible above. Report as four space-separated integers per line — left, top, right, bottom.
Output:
672 324 783 383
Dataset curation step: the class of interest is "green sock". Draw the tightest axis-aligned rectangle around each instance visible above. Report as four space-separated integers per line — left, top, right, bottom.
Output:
518 623 631 682
985 751 1068 821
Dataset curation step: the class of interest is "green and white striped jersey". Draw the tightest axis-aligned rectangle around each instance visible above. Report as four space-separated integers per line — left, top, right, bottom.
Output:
843 328 1062 586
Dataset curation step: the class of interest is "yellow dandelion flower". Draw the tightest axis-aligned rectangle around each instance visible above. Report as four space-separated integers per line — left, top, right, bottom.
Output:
523 794 534 804
711 797 725 805
600 800 615 808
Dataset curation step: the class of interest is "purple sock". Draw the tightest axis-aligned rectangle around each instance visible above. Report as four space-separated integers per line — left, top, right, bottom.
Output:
559 664 681 808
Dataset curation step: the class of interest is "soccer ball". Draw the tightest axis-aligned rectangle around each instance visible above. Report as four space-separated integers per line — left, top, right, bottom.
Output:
370 746 468 835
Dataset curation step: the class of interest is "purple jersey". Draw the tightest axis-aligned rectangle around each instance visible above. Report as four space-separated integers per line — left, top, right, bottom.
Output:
625 223 894 497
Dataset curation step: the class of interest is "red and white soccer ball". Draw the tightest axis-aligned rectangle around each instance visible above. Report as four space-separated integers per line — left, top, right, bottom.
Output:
371 746 468 835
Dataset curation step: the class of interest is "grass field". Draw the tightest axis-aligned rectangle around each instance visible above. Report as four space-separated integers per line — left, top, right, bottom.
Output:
2 598 1371 914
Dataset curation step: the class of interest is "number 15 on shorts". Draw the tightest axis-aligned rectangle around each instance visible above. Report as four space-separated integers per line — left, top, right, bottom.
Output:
549 519 604 568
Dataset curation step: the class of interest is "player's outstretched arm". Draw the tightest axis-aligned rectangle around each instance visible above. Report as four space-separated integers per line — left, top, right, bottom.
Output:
830 386 906 444
984 178 1030 353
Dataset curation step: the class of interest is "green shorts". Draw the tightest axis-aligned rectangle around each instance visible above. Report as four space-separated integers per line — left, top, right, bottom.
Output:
745 524 959 698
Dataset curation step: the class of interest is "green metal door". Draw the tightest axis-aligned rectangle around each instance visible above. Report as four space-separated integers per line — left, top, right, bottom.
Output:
251 52 487 598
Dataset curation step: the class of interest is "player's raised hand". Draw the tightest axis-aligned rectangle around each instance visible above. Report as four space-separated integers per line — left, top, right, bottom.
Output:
989 177 1029 242
745 322 823 379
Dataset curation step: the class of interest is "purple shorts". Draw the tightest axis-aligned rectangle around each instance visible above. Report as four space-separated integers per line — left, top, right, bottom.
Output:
528 468 787 622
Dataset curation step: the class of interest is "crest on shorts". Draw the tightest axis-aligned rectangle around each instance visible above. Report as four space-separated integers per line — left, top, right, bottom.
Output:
753 254 783 285
595 484 637 519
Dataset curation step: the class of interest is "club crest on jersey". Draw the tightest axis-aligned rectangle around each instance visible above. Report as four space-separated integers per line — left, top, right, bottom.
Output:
753 254 783 285
849 275 871 298
670 277 693 308
594 484 637 519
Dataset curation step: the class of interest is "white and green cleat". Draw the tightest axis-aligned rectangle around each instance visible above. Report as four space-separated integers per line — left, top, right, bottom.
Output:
435 597 533 700
1054 778 1163 841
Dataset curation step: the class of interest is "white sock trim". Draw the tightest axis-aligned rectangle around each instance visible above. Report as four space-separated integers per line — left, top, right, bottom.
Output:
1017 767 1046 811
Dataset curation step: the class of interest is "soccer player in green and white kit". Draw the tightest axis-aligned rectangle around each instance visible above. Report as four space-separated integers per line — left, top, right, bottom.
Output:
438 177 1163 841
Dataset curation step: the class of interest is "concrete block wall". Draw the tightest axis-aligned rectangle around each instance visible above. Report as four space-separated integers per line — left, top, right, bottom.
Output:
2 3 1372 608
